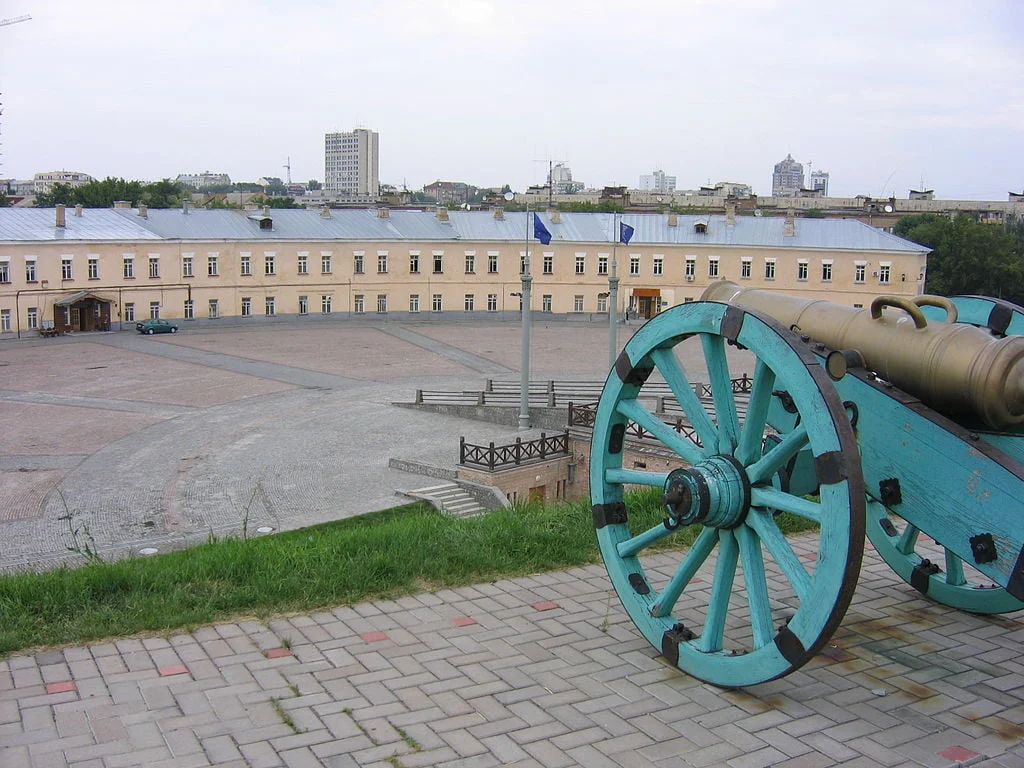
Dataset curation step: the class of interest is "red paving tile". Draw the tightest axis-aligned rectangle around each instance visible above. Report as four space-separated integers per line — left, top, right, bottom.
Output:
360 631 388 643
937 746 981 762
45 681 76 694
451 617 477 627
532 601 559 611
263 647 294 658
158 664 189 677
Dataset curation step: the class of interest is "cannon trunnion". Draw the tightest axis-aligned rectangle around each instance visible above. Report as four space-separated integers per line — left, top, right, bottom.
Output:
589 284 1024 687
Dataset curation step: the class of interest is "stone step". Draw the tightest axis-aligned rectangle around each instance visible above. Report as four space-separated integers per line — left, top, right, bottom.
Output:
403 482 486 518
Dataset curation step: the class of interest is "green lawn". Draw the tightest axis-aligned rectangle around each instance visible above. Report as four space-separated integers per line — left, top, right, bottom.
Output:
0 490 815 655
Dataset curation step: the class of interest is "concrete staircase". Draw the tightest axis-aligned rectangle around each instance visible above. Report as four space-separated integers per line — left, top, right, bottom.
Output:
402 482 486 518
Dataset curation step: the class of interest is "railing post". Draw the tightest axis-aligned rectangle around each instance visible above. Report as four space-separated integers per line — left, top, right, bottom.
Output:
485 378 493 392
477 391 485 406
568 401 575 425
460 436 465 464
563 429 569 454
656 395 664 414
515 437 522 465
488 442 495 471
415 389 423 404
548 389 555 407
540 432 547 459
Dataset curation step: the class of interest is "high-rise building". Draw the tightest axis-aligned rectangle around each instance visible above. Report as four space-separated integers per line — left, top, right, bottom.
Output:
810 170 830 196
548 163 583 194
639 169 676 193
324 128 379 197
772 154 804 197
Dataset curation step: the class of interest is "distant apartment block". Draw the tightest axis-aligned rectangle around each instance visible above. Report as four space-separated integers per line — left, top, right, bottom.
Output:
33 170 94 194
639 170 676 193
176 172 231 189
549 163 584 195
810 170 830 196
772 154 804 197
325 128 379 198
425 181 476 205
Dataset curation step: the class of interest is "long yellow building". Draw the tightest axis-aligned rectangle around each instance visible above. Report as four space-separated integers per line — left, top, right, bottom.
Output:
0 205 929 336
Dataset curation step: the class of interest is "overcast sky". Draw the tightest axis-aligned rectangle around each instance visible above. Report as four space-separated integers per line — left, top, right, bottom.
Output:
1 0 1021 199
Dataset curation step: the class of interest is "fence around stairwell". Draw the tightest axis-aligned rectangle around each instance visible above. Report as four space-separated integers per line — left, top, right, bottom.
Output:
460 430 571 471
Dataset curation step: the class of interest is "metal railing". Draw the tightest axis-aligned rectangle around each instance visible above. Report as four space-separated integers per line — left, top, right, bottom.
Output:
460 430 570 470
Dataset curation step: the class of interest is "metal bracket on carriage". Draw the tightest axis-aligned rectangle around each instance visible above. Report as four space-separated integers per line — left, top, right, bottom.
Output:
911 559 942 594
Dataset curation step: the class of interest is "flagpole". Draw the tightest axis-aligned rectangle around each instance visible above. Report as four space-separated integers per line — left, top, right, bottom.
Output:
508 191 532 430
609 219 619 371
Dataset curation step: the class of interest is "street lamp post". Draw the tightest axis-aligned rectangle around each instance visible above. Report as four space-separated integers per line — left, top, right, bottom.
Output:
506 191 532 430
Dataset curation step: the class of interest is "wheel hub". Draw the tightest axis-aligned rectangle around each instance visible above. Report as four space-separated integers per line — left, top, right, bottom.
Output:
663 456 751 529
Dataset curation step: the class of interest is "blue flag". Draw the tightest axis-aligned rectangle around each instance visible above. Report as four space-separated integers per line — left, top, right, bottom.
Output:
619 221 635 245
534 213 552 245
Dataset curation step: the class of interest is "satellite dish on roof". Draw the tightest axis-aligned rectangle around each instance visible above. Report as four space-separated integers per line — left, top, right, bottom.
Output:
753 209 763 217
884 204 894 213
504 191 515 201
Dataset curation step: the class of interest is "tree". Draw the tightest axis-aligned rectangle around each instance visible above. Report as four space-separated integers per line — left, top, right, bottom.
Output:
34 177 185 208
0 189 12 207
306 179 322 190
895 213 1024 304
249 196 302 209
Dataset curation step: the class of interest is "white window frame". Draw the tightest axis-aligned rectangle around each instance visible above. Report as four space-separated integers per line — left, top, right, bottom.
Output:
797 259 809 281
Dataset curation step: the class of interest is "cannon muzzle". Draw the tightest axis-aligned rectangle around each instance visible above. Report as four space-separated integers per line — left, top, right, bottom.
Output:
702 280 1024 429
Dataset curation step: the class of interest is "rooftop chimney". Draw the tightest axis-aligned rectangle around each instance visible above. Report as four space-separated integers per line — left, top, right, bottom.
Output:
549 209 561 224
138 204 148 218
320 206 332 218
725 200 736 226
667 212 678 227
377 207 390 218
436 207 449 222
262 205 270 217
74 204 83 217
493 207 505 220
55 204 66 228
113 200 130 209
784 209 796 236
183 200 191 215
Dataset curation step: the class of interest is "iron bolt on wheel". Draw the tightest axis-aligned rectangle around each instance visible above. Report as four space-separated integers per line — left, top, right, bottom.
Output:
590 301 865 687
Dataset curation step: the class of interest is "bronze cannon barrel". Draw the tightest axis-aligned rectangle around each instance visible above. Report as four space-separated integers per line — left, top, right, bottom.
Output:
701 280 1024 429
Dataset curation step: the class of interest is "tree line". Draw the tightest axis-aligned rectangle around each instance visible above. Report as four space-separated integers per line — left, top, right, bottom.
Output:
35 177 187 208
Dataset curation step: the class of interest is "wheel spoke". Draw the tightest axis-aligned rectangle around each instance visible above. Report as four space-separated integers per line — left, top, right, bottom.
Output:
605 468 670 487
747 510 812 602
944 549 967 586
736 360 776 466
750 487 822 523
736 524 774 649
651 526 718 617
701 334 740 454
616 399 704 466
650 348 718 452
896 523 920 556
746 425 809 485
616 521 677 559
698 529 739 652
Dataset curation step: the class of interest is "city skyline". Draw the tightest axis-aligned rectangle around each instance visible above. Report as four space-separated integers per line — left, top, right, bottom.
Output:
1 0 1021 200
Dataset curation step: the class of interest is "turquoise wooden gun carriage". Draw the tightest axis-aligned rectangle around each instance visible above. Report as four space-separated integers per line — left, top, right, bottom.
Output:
590 281 1024 687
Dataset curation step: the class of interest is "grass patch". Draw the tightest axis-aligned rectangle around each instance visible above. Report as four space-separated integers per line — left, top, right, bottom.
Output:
0 493 817 655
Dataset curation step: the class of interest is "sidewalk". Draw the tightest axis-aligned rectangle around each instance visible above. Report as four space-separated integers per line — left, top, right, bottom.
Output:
3 541 1023 768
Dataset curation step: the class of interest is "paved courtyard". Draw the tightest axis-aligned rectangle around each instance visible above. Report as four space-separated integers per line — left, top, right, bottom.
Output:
2 318 1023 766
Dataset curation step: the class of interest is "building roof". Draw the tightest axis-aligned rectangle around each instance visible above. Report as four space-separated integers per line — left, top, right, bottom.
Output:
0 208 928 254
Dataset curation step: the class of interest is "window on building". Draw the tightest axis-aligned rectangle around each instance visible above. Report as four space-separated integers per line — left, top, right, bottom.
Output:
432 293 442 312
124 303 135 322
487 293 497 312
297 254 309 274
1 309 10 332
240 255 251 276
597 294 608 313
321 254 332 274
0 262 9 283
575 255 586 274
208 299 219 319
574 295 584 312
321 295 332 314
741 259 752 279
464 294 474 312
879 264 891 283
543 255 553 275
25 260 36 282
354 294 365 313
765 259 776 280
410 253 420 273
653 256 664 276
241 297 252 316
433 253 443 273
488 253 498 273
150 302 160 319
298 295 308 315
409 294 420 313
123 257 135 279
542 294 552 312
27 307 38 329
630 255 640 275
61 257 73 280
264 254 276 276
377 294 387 313
708 258 719 278
798 261 808 281
354 253 364 274
148 257 159 279
183 300 194 320
465 253 475 273
207 255 219 276
855 263 866 283
685 258 696 280
265 297 276 316
821 262 833 281
86 257 98 280
377 253 388 273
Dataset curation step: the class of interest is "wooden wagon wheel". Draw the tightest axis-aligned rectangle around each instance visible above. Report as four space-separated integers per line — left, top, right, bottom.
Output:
590 302 865 687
